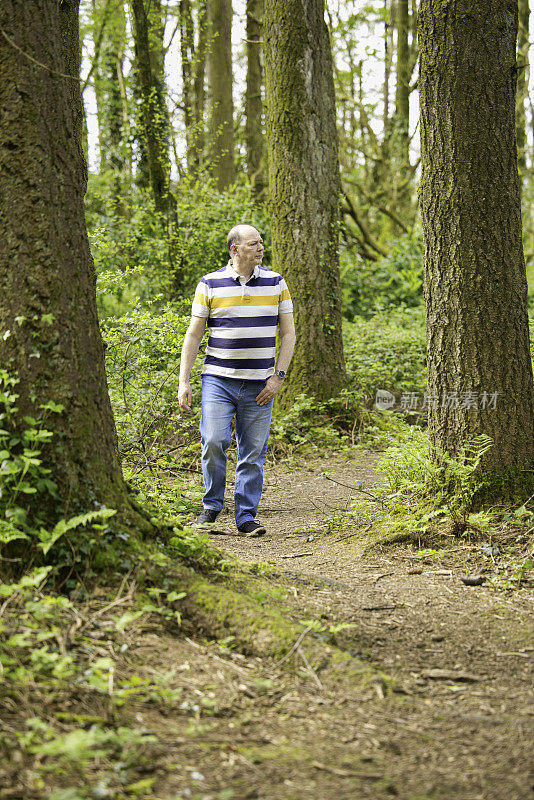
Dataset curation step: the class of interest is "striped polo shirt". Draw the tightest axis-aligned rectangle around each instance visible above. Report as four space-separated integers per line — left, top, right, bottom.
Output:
191 260 293 380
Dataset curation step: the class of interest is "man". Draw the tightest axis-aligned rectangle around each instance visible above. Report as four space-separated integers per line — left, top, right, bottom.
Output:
178 224 296 536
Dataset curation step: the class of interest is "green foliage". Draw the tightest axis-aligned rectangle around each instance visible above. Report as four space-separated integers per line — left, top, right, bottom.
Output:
37 509 117 556
103 302 201 466
166 526 228 571
88 175 270 316
102 302 204 527
343 305 427 402
269 307 426 453
0 369 61 533
0 368 121 579
0 566 201 798
365 428 497 537
340 233 424 320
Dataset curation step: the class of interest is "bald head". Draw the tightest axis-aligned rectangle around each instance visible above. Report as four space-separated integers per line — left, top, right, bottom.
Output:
227 224 260 254
226 224 264 274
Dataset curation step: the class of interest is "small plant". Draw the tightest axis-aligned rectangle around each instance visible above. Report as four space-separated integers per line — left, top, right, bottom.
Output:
359 428 499 540
489 554 534 589
0 369 62 536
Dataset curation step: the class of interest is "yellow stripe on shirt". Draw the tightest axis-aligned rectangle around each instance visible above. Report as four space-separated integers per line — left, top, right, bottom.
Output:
210 295 280 309
193 292 209 307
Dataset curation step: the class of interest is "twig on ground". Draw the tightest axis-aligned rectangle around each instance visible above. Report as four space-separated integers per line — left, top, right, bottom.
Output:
323 473 385 506
281 551 313 559
373 572 394 583
296 645 323 690
275 625 313 667
208 652 251 675
92 582 136 620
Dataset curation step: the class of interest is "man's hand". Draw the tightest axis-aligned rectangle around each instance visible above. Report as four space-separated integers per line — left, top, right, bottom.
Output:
179 382 192 411
256 375 283 406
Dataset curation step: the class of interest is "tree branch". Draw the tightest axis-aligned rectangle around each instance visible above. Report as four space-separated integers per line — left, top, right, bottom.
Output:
342 190 388 258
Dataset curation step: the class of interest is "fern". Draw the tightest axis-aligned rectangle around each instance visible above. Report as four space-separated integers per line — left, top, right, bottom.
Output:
37 509 117 555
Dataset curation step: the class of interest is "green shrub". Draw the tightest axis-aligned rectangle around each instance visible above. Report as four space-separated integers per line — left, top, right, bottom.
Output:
88 174 271 318
101 301 205 523
340 232 423 320
343 305 427 404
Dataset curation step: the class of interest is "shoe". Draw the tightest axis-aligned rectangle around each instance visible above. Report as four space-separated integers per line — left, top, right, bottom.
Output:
195 509 220 528
237 520 266 537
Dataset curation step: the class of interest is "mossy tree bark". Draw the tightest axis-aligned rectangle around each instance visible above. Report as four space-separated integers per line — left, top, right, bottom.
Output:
245 0 265 198
207 0 236 189
180 0 196 173
0 0 151 530
91 0 128 174
193 0 209 168
419 0 534 493
130 0 170 209
383 0 394 136
390 0 417 224
180 0 208 174
393 0 410 167
264 0 345 401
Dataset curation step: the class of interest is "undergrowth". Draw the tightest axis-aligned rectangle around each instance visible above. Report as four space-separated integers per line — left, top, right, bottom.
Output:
0 369 232 797
345 427 534 586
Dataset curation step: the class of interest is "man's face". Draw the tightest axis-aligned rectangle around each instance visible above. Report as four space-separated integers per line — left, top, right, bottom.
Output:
232 228 264 265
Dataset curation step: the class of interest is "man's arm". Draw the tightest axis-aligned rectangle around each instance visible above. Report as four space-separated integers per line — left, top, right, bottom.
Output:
274 311 296 373
256 312 296 406
178 315 207 411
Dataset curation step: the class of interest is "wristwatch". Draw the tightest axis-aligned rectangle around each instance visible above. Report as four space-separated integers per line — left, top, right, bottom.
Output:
275 370 286 379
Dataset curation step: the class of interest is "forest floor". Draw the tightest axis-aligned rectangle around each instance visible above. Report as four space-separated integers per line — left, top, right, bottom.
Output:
157 449 533 800
4 450 534 800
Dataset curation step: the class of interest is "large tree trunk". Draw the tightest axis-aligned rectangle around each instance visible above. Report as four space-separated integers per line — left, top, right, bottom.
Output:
264 0 345 401
0 0 148 528
419 0 534 494
207 0 236 189
383 0 393 134
130 0 170 208
389 0 413 221
245 0 265 197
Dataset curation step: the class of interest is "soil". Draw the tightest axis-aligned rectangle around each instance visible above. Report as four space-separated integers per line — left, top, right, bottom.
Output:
150 450 534 800
5 450 534 800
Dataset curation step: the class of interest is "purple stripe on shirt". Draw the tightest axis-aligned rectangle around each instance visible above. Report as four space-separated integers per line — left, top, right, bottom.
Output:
204 354 275 370
203 274 284 289
251 276 284 286
202 277 240 288
208 336 276 349
207 315 279 328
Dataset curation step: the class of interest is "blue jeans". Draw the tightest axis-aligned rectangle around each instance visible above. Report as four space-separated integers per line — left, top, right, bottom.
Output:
199 375 273 526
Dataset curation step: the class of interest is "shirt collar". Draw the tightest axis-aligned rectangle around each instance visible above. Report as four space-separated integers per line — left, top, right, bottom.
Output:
225 260 260 282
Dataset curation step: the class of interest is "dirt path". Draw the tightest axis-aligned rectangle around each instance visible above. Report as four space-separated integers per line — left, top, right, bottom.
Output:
25 451 530 800
160 450 534 800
